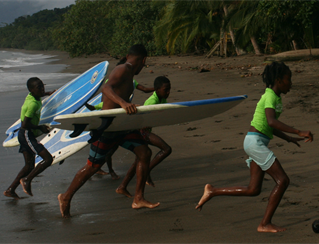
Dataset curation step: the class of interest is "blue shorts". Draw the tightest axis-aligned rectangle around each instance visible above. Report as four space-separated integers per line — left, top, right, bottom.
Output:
243 132 276 171
18 128 45 155
87 130 147 167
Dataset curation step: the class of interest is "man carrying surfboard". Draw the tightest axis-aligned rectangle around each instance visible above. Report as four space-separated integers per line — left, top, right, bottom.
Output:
58 44 160 218
85 79 154 179
3 77 55 199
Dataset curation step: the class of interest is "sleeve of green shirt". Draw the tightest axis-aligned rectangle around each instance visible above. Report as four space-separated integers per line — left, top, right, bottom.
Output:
94 102 103 110
264 94 276 110
144 97 157 106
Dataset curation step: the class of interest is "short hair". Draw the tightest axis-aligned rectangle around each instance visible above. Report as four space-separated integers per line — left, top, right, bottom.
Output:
27 77 41 91
128 44 147 58
154 76 170 90
262 62 291 88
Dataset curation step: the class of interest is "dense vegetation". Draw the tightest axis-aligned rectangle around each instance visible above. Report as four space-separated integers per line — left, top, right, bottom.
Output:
0 0 319 57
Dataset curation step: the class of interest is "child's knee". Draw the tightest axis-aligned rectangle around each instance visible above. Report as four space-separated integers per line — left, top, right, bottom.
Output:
278 175 290 189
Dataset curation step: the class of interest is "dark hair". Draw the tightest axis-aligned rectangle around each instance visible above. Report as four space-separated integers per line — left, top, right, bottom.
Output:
154 76 170 90
117 57 127 66
27 77 41 91
262 62 291 88
128 44 147 58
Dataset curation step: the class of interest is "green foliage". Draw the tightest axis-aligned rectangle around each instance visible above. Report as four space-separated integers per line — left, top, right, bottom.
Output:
53 0 112 57
1 0 319 56
154 1 222 54
106 0 165 57
0 7 71 50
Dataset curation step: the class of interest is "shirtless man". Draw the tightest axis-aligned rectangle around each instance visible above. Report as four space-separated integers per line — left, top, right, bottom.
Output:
58 44 160 218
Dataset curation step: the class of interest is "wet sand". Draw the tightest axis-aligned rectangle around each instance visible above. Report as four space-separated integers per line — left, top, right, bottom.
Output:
1 49 319 243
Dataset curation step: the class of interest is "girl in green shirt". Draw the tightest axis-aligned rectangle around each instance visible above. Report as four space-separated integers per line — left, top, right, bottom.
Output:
196 62 313 233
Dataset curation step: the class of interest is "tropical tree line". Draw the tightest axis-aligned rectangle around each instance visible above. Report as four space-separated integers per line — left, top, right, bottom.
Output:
0 0 318 57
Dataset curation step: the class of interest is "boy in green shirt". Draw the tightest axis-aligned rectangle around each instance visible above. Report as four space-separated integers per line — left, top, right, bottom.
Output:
4 77 55 199
116 76 172 197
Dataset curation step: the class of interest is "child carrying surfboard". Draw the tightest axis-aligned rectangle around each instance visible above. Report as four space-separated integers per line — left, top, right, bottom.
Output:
4 77 55 199
116 76 172 197
195 62 313 233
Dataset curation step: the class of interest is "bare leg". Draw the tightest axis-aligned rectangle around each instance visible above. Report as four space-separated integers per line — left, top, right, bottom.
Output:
257 159 289 233
116 158 137 198
196 161 264 211
106 155 120 180
131 144 160 209
58 164 101 218
20 148 53 196
4 151 35 199
146 133 171 187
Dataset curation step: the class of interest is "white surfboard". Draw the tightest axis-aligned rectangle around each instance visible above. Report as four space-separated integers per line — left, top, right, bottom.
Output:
51 95 247 140
3 61 109 147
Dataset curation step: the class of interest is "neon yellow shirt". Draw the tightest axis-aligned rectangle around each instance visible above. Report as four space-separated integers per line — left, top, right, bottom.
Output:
144 91 167 106
20 93 42 135
250 88 282 139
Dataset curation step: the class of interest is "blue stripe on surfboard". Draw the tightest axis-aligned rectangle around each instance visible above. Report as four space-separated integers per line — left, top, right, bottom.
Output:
171 95 247 107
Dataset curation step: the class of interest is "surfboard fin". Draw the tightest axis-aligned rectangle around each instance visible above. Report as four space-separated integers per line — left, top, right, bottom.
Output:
88 117 114 144
70 124 88 138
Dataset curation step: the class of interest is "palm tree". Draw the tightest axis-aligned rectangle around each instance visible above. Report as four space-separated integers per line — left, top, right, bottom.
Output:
154 0 222 54
225 1 262 55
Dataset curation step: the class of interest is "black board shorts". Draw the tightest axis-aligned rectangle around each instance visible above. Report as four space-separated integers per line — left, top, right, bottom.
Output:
18 128 45 155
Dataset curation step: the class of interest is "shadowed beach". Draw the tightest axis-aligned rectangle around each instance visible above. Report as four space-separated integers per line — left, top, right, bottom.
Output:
1 49 319 243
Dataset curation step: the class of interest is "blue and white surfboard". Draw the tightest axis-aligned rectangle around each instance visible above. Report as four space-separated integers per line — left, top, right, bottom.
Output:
3 61 109 147
35 94 102 165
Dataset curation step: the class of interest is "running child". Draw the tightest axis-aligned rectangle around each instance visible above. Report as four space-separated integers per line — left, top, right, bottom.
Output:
85 79 154 179
195 62 313 233
3 77 55 199
116 76 172 197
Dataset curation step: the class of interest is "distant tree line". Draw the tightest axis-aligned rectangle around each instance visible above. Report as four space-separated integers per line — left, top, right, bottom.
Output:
0 0 318 57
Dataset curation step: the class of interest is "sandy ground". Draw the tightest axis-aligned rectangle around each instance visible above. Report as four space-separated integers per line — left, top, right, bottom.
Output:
1 48 319 243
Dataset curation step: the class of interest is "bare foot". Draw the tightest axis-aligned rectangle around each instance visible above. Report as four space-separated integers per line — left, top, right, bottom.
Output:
132 199 160 209
95 169 109 175
3 190 20 200
58 194 71 218
257 223 287 233
110 172 120 180
146 175 155 187
195 184 214 211
116 187 133 198
20 178 33 196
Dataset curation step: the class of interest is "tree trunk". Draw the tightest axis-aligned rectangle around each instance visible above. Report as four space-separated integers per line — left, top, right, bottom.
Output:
292 40 299 50
250 36 262 55
223 5 245 56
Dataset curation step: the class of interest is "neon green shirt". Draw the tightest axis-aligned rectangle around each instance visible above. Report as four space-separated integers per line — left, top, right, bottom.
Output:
144 91 167 106
94 79 139 110
250 88 282 139
20 93 42 135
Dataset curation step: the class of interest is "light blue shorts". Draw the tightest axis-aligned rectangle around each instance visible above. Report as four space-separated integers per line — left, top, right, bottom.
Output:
243 132 276 171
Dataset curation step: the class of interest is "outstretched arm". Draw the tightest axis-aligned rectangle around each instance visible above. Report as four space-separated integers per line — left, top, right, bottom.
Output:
136 84 154 93
266 108 313 143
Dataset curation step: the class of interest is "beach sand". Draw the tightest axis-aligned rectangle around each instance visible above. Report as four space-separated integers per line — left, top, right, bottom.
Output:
1 49 319 243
